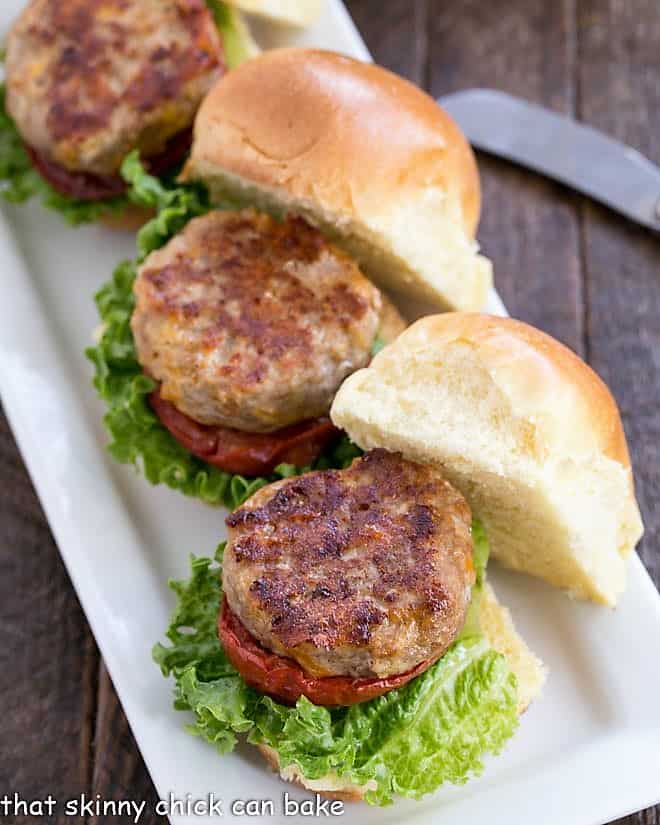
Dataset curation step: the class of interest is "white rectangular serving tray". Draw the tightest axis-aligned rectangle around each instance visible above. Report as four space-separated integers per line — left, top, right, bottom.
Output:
1 3 659 824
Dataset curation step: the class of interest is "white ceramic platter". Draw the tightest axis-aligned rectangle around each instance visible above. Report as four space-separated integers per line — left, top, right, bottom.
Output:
0 2 659 824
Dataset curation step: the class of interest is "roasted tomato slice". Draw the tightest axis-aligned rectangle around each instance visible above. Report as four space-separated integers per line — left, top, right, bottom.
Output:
26 145 127 200
24 127 192 202
218 598 430 707
149 387 340 476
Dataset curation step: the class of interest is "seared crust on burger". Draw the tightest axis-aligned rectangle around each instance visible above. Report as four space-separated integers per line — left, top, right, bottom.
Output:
132 209 405 433
5 0 224 189
223 450 474 681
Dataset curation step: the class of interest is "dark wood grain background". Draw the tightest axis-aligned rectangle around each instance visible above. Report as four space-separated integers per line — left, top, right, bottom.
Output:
1 0 658 822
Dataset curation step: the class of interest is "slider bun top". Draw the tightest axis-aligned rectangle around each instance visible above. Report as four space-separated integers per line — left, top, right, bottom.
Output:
331 312 644 606
182 48 492 312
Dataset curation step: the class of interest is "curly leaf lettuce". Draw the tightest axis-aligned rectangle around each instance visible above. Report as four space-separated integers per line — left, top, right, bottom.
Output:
122 150 210 257
153 528 519 805
87 156 361 509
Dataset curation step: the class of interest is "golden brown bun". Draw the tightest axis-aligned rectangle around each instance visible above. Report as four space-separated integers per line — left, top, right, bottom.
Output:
182 48 491 311
257 580 545 801
331 313 644 606
480 582 546 713
100 204 155 231
258 745 367 802
224 0 322 26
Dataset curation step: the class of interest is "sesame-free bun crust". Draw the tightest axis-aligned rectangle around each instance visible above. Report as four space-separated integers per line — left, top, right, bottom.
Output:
331 313 644 606
480 582 546 714
257 580 545 801
182 49 492 311
257 743 367 802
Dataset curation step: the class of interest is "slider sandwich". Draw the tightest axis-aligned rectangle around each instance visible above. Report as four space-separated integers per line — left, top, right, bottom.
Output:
154 314 642 803
88 49 491 509
0 0 257 225
333 313 644 605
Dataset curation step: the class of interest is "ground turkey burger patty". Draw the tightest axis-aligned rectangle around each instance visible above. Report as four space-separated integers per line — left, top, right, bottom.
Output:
5 0 224 187
132 209 400 435
222 450 475 684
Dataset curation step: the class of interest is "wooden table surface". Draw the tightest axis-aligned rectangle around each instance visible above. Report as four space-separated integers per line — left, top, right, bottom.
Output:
1 1 658 823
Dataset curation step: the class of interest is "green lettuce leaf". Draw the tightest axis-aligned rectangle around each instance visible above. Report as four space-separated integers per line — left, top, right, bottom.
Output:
206 0 259 68
0 85 130 224
87 156 361 509
457 520 489 641
121 151 210 258
153 527 519 805
370 334 386 357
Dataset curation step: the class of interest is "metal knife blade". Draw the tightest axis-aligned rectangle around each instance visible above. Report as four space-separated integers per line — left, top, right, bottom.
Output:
438 88 660 233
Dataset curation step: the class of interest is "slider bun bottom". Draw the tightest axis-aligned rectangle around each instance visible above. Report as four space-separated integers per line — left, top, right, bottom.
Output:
257 582 545 802
257 745 367 803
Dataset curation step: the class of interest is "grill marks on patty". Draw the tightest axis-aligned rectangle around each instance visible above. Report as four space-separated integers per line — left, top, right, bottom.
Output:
142 229 324 369
6 0 224 175
131 210 383 433
223 450 475 678
229 474 450 647
247 571 387 649
46 0 221 140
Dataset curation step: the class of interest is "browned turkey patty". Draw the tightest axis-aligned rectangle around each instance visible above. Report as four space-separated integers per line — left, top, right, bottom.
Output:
223 450 475 678
5 0 224 176
132 209 405 433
